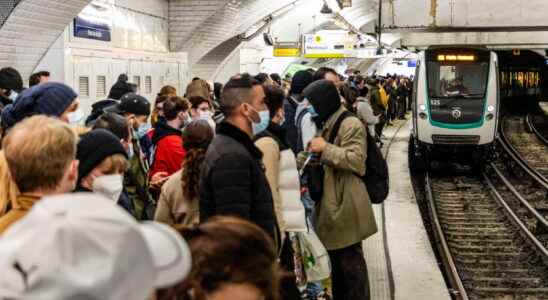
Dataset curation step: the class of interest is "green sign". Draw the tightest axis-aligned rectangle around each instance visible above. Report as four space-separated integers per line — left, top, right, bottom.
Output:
283 64 315 79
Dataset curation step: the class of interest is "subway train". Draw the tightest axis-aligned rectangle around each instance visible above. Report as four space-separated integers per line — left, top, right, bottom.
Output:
409 46 499 171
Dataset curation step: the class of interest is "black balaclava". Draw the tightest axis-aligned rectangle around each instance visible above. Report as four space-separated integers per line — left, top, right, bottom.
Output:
302 79 341 129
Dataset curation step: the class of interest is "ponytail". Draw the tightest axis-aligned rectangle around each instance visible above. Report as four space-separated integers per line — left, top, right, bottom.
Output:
0 150 19 215
181 148 207 200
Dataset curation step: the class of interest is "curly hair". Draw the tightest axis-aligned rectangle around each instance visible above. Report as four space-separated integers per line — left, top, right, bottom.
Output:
162 217 281 300
181 120 214 200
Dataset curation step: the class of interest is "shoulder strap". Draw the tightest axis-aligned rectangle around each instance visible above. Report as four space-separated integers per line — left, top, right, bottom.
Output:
327 111 354 144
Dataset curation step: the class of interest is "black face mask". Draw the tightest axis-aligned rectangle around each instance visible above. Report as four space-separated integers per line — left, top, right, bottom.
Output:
303 80 341 128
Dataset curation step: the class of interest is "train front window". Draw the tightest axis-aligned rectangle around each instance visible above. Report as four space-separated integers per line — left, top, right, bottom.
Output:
427 61 489 99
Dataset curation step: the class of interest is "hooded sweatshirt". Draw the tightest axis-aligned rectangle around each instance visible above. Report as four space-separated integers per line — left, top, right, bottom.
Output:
302 80 342 129
150 121 186 177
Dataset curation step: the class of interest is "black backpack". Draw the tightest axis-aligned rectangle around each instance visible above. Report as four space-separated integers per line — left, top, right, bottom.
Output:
328 111 389 204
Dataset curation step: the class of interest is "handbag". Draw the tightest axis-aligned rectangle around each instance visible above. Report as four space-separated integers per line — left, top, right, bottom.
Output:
297 227 331 282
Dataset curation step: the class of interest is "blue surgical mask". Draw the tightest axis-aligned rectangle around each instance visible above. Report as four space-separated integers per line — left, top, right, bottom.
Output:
135 122 151 139
307 106 319 118
279 116 285 126
251 109 270 136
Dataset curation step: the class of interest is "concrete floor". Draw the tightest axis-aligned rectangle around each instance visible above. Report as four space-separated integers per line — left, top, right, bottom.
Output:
364 119 451 300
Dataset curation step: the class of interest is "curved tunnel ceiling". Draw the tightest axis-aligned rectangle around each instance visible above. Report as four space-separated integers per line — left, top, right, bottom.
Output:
0 0 91 79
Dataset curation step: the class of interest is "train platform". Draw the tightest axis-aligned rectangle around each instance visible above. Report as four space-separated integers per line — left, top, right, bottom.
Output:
540 102 548 116
363 119 450 300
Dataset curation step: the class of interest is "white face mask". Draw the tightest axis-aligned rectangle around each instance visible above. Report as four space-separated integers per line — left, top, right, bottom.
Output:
67 108 84 125
92 174 124 202
199 111 212 120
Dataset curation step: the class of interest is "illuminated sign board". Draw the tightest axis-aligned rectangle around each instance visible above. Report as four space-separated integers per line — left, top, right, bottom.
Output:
437 54 476 61
303 31 357 58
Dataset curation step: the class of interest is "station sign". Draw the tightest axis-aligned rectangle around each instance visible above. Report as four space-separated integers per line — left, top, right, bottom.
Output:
74 1 112 42
302 31 357 58
273 42 301 57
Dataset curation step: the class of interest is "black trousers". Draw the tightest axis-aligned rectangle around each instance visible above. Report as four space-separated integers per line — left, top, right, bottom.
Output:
328 243 370 300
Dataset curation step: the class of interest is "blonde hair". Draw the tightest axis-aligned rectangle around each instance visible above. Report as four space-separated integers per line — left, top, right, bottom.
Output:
0 151 19 214
2 116 77 193
96 154 128 175
186 79 211 101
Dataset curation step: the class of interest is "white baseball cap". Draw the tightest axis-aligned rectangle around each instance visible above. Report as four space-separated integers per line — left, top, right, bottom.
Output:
0 193 191 300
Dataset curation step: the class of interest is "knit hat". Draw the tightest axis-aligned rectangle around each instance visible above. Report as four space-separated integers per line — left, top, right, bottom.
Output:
107 93 151 116
289 70 314 95
0 67 23 92
108 74 135 100
303 79 341 127
76 129 128 183
0 82 77 129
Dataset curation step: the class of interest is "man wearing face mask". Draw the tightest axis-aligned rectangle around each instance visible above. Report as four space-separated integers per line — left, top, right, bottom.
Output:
189 96 216 130
150 96 190 178
107 93 157 220
199 74 279 245
0 67 25 108
75 129 128 204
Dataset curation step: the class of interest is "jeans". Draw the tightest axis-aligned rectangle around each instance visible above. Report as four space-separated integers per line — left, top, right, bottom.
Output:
328 243 370 300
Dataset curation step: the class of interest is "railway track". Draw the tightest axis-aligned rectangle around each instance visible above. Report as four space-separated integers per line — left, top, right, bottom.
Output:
526 113 548 146
424 113 548 299
499 115 548 188
426 171 548 299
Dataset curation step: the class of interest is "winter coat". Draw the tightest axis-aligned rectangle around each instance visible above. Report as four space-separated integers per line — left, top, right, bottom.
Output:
199 121 278 241
283 95 302 154
0 194 40 234
150 122 186 177
155 170 199 227
295 100 317 151
299 106 377 250
125 139 155 220
255 123 307 237
368 86 384 116
356 97 379 137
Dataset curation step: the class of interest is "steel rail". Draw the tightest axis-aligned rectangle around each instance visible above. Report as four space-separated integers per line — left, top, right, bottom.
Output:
490 163 548 229
526 113 548 146
483 172 548 258
424 173 469 300
498 117 548 189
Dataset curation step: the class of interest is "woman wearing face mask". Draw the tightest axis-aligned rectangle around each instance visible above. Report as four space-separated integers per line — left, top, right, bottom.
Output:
150 96 191 179
155 120 213 227
75 129 128 204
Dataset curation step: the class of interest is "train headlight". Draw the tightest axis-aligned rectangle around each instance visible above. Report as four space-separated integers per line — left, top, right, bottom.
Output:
419 104 427 111
487 105 495 112
485 113 494 121
419 112 428 120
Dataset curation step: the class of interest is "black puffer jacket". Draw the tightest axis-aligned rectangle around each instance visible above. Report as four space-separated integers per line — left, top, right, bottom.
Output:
199 121 277 239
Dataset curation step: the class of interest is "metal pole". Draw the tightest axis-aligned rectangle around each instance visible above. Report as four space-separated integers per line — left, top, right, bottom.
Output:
377 0 383 47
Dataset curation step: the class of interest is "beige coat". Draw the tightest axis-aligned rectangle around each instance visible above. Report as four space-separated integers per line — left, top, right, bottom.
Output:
154 170 199 227
300 106 377 250
255 137 286 236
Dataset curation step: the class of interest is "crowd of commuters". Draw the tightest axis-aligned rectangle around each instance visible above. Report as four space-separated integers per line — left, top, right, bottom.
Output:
0 64 412 300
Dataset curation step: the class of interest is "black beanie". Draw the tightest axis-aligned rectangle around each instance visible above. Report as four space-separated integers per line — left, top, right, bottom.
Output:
303 80 341 127
76 129 128 183
108 75 134 100
0 67 23 92
289 70 314 96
